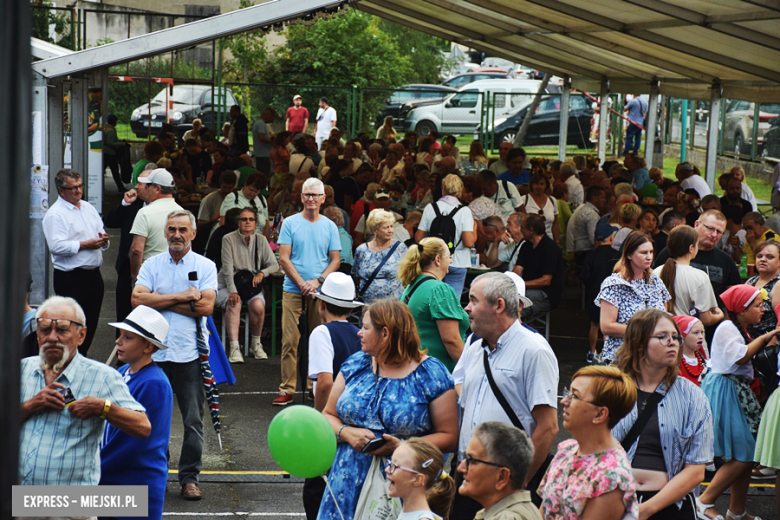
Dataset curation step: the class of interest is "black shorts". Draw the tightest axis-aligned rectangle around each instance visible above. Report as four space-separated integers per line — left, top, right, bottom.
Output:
637 491 697 520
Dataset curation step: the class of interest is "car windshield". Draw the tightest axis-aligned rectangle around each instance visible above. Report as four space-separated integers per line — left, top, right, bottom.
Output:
151 86 201 105
762 103 780 114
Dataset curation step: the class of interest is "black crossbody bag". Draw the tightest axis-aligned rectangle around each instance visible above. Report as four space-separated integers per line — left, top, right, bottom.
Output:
357 241 400 302
620 390 665 452
481 348 551 505
233 237 264 303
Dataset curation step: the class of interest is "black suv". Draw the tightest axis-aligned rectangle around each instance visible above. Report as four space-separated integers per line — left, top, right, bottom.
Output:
130 85 237 138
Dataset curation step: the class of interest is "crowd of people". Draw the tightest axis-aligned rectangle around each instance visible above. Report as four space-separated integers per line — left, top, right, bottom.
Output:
21 96 780 520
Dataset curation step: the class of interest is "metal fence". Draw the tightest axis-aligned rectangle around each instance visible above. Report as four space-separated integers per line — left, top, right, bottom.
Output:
666 97 780 162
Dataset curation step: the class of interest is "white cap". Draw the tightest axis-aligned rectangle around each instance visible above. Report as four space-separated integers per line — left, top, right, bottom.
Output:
138 168 175 187
108 305 170 349
504 271 533 309
313 272 364 308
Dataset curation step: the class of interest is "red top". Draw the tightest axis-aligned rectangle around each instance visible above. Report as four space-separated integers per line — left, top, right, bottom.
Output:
286 107 309 133
679 349 707 386
349 199 375 236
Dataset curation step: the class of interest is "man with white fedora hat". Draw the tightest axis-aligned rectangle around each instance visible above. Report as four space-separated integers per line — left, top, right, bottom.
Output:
100 305 174 520
304 272 363 520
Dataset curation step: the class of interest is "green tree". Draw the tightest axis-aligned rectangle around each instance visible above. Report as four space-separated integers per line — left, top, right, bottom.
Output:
31 1 74 50
376 18 449 85
222 0 269 119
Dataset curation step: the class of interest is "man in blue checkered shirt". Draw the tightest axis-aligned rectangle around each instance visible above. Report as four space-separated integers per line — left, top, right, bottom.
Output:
19 296 150 486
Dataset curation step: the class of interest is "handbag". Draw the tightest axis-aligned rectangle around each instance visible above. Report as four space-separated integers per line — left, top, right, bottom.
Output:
482 348 551 506
352 455 402 520
233 236 264 303
357 241 401 301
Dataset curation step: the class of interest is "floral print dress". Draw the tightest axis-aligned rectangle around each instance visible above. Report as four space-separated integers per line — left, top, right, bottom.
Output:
538 439 639 520
317 352 454 520
352 241 408 304
596 273 670 361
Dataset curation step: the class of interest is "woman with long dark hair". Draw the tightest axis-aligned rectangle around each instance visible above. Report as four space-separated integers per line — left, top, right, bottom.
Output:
697 285 780 520
654 225 723 329
612 309 714 520
596 231 670 363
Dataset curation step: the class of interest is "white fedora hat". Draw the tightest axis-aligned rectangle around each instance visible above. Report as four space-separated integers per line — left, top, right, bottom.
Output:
108 305 170 349
504 271 533 309
313 272 364 309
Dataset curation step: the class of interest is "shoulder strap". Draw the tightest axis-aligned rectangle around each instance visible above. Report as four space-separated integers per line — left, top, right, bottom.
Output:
502 180 509 198
363 203 371 240
358 241 401 298
259 194 266 208
403 275 435 304
253 235 260 272
620 391 665 451
432 201 442 218
483 349 523 431
234 192 239 204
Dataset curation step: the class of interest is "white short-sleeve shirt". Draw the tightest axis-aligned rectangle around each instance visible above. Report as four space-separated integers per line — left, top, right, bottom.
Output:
308 323 337 393
520 194 558 240
710 320 752 378
418 199 475 268
681 175 712 198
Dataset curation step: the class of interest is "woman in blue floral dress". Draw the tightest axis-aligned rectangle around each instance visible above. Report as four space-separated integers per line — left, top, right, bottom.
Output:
318 299 458 520
596 230 670 363
352 210 408 304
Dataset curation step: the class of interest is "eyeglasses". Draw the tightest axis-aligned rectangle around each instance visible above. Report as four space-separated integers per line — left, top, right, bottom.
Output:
60 184 83 192
239 217 256 222
302 193 324 199
37 318 84 335
651 333 683 346
460 453 507 473
385 460 421 476
699 221 724 237
562 387 603 407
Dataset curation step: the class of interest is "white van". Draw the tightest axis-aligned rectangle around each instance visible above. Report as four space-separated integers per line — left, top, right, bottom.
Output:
400 79 554 136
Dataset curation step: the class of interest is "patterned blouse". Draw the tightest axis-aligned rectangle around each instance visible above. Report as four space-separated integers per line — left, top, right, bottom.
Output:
747 272 780 337
596 273 671 361
352 240 408 304
538 439 639 520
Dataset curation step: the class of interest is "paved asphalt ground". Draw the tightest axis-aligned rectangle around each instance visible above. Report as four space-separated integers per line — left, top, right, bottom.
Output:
78 179 777 519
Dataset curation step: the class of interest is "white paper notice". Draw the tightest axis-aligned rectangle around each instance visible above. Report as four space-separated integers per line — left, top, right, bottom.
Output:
30 165 49 218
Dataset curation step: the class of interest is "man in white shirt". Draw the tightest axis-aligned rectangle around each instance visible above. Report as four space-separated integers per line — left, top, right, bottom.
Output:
197 170 237 228
314 97 337 149
42 169 109 354
488 142 512 175
560 160 584 206
451 272 559 516
129 168 184 281
479 170 523 221
676 161 711 197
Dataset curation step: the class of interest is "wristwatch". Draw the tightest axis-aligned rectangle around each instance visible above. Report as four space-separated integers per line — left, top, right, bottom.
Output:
317 276 325 285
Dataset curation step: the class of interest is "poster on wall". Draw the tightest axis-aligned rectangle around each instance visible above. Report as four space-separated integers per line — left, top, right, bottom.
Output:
87 88 103 210
31 165 49 218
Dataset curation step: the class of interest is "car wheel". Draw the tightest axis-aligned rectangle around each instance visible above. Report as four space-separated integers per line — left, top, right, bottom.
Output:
415 120 436 137
500 131 517 145
734 133 744 155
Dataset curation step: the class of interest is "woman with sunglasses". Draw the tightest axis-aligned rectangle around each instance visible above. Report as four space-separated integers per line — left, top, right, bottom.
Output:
612 308 713 520
596 231 670 364
696 285 780 520
538 366 639 520
519 173 560 243
318 299 458 520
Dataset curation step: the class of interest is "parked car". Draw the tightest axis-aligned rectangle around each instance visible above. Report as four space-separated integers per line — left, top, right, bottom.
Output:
400 79 554 136
722 100 780 155
374 84 457 129
130 85 237 138
760 115 780 159
441 71 508 89
477 94 594 149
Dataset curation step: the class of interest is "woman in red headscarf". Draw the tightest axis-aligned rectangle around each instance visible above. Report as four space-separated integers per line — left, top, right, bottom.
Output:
673 315 707 386
697 284 780 520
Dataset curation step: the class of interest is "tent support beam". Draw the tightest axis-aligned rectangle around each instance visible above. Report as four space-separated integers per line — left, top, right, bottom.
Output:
705 83 722 193
645 81 659 169
558 77 570 162
598 78 609 163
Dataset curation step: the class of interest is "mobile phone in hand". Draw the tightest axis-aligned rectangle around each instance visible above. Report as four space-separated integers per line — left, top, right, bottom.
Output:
361 437 388 454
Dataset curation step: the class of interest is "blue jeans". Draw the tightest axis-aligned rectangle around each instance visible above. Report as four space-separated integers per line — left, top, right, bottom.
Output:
443 267 467 299
623 123 642 155
158 359 205 485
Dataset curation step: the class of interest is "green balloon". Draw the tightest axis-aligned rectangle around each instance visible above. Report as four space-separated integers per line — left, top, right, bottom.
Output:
267 405 337 478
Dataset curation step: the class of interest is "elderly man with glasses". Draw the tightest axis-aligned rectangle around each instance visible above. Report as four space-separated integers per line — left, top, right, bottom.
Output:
274 177 341 406
42 169 110 355
20 296 150 488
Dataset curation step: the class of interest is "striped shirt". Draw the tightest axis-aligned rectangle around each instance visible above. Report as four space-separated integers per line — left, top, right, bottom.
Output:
19 354 145 485
612 376 713 507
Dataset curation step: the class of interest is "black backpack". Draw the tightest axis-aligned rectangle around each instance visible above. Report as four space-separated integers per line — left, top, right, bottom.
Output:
428 202 463 254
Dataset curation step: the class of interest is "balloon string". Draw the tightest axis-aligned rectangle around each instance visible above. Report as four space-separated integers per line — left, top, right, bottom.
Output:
325 476 346 520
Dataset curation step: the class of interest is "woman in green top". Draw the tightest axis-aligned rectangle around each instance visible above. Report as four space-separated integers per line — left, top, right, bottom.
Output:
399 237 469 372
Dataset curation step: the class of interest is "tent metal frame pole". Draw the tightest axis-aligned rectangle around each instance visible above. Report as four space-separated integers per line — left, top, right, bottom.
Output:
598 78 609 163
645 81 659 168
558 76 570 161
680 99 688 163
705 83 722 193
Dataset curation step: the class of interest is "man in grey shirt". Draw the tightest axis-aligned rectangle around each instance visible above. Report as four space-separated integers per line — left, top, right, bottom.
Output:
566 185 606 265
252 108 275 175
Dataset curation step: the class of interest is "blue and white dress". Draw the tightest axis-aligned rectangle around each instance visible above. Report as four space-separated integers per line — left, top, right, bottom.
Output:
317 352 454 520
596 273 670 362
352 240 408 304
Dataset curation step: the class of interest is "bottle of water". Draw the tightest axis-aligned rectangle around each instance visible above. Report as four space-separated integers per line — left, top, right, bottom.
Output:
470 248 479 267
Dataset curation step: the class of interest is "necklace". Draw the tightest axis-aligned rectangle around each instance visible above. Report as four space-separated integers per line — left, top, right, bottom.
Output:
680 350 705 381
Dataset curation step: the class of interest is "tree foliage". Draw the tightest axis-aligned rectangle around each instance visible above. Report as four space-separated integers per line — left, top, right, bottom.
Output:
31 1 74 50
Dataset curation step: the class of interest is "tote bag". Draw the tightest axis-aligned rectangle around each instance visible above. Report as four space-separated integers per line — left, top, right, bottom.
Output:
353 456 401 520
